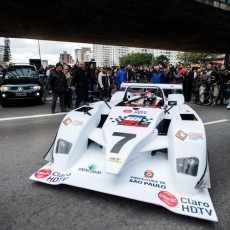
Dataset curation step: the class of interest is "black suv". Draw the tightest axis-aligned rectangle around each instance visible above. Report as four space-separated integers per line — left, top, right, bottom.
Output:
0 64 45 107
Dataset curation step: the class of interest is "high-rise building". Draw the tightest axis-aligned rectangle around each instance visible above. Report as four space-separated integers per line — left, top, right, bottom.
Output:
129 47 179 65
93 44 179 67
129 47 153 54
93 44 130 67
113 46 129 66
75 49 81 62
153 49 179 66
59 51 73 64
0 45 4 61
93 44 113 67
81 47 91 61
41 60 48 68
83 50 93 62
75 47 93 62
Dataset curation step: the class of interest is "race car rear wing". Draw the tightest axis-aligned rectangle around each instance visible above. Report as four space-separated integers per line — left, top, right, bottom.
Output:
110 83 183 105
120 83 183 90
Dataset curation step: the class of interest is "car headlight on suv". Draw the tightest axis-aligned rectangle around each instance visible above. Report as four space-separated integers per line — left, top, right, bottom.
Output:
0 86 9 92
32 85 41 91
176 157 199 176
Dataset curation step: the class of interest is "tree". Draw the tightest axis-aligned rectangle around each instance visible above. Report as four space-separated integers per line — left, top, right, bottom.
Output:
119 53 154 66
177 52 218 65
156 55 169 67
3 37 12 62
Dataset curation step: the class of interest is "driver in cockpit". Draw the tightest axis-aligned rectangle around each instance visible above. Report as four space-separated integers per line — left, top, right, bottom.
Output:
143 91 162 107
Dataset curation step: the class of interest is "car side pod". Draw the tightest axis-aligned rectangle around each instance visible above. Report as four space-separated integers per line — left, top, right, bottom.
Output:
164 106 217 222
167 109 207 196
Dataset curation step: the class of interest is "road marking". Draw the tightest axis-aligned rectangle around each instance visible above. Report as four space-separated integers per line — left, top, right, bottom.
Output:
204 119 228 126
0 112 68 122
0 114 227 126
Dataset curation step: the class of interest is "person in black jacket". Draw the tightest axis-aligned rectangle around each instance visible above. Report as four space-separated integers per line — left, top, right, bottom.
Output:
71 61 89 108
183 65 194 102
98 66 110 100
48 63 68 114
124 65 134 82
87 62 97 102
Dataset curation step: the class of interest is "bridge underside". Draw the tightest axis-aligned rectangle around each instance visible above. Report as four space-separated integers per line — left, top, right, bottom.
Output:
0 0 230 53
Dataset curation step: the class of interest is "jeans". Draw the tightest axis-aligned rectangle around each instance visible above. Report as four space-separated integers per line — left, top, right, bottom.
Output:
51 93 65 112
199 85 206 103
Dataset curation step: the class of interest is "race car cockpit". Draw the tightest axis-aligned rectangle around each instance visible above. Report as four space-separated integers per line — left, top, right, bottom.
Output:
118 86 164 108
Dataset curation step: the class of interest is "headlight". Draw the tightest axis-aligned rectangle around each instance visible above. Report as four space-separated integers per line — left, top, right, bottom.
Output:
0 86 9 92
176 157 199 176
32 85 41 91
56 139 72 154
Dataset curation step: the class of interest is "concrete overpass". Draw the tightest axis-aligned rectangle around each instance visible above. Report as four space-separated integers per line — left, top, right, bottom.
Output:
0 0 230 56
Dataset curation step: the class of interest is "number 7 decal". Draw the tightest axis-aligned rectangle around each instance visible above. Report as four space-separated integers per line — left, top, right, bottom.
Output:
110 132 136 153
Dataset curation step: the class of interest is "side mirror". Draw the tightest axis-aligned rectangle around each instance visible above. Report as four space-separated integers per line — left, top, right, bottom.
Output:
168 101 177 106
167 94 184 105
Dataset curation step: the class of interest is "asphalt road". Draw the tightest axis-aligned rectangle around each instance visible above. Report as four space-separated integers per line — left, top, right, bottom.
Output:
0 100 229 230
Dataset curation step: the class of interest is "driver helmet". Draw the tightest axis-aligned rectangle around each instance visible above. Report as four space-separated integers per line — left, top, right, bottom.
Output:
144 91 152 98
144 91 156 105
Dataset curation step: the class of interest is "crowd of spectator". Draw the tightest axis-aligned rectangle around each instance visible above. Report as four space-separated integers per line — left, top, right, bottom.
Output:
15 61 230 112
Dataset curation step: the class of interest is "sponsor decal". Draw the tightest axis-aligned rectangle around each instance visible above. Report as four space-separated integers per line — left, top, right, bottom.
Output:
63 118 72 126
158 191 178 207
63 118 84 126
189 132 204 141
181 197 212 216
133 110 147 115
35 169 52 178
72 119 84 126
110 115 151 127
108 157 121 163
129 176 166 189
118 115 150 127
46 171 71 183
144 170 154 178
78 163 101 174
123 109 132 113
88 164 96 170
175 130 188 141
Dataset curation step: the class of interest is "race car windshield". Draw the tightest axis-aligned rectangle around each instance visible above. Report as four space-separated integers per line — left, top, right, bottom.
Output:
125 86 163 101
163 89 183 98
115 86 164 107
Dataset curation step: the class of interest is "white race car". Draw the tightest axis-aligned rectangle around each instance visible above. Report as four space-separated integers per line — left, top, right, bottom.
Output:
30 83 217 222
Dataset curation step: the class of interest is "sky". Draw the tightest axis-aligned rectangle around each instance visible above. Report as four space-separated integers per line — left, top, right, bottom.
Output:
0 37 93 65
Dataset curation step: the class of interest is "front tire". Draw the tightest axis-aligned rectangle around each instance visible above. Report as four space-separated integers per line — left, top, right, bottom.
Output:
0 99 8 107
